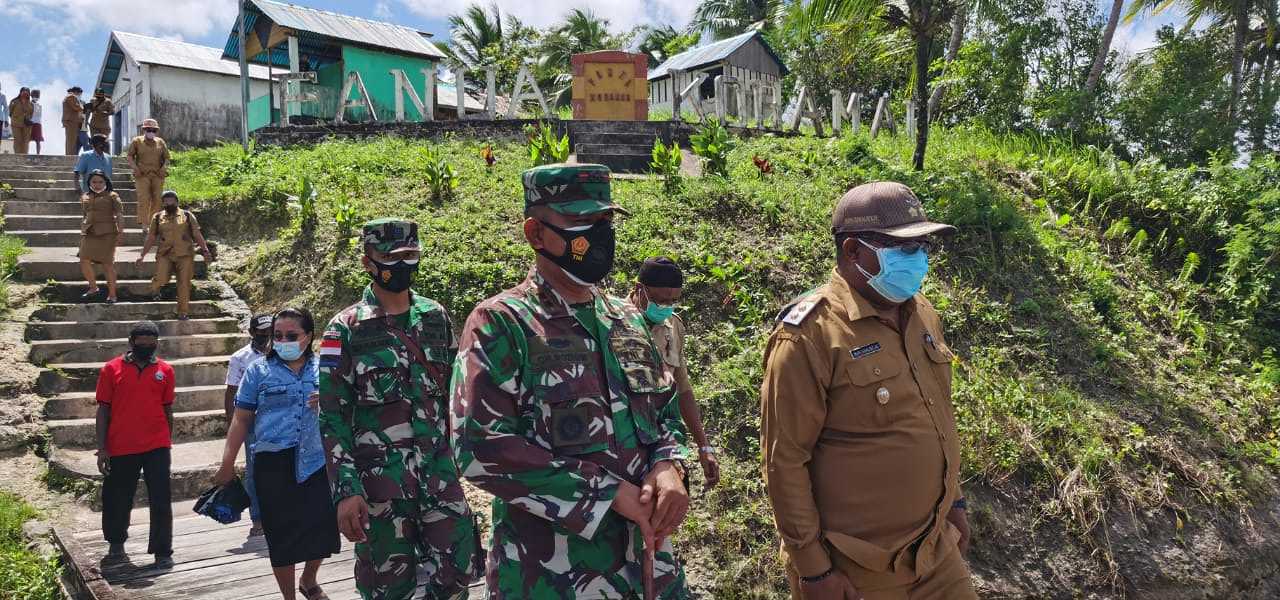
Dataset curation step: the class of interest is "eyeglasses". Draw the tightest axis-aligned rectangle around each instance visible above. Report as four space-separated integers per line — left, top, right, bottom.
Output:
144 128 158 133
862 236 935 254
273 332 305 342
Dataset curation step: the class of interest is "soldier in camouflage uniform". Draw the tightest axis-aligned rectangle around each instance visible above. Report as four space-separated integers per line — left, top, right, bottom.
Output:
451 163 694 599
319 218 483 600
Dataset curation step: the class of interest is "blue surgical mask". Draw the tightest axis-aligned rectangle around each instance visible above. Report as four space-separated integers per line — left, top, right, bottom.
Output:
275 341 304 361
644 302 676 323
855 239 929 303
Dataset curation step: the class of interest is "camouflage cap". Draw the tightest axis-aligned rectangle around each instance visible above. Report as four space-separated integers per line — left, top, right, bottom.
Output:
522 163 629 216
361 218 420 255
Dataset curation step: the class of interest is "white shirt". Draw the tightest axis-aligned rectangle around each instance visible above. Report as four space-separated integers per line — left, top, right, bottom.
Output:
31 100 41 124
226 343 266 387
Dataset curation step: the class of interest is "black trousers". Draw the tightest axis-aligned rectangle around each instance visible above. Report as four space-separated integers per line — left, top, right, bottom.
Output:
102 447 173 555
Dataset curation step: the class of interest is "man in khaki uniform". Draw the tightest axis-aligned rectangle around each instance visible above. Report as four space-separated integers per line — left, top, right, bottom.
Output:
135 191 212 321
628 257 720 489
760 181 975 600
127 119 170 227
8 88 34 155
63 87 85 156
87 89 114 140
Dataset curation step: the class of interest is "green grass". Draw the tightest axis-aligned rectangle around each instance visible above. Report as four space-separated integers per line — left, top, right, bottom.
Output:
0 235 30 312
0 493 60 600
169 127 1280 596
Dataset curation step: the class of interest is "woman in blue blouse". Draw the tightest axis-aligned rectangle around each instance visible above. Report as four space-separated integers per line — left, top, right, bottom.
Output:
214 307 339 600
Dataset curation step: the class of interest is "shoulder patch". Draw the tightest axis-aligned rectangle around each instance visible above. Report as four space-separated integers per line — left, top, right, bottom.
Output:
779 295 824 327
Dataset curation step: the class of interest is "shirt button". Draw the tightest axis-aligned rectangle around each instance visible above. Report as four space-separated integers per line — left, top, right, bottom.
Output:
928 398 935 405
873 367 882 376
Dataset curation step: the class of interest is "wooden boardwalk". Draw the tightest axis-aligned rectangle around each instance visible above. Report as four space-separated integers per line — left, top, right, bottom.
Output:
57 502 485 599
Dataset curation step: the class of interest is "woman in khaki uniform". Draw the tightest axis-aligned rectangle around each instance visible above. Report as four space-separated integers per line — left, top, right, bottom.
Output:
78 170 124 303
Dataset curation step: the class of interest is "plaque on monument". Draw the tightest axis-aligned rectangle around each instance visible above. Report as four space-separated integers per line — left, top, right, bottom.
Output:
570 51 648 121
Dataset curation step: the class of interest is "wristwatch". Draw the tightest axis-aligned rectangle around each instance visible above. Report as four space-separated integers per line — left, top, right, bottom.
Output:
698 446 716 456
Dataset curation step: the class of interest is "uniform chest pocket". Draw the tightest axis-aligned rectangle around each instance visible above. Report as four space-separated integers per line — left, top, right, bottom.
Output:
832 347 905 432
922 333 955 399
609 333 668 394
543 396 611 455
258 384 294 410
353 351 410 406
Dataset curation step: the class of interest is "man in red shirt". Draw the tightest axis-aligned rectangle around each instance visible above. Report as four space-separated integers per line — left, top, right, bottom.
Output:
95 321 176 565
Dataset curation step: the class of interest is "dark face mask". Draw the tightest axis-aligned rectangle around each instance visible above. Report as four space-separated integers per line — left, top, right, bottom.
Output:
536 220 616 285
368 258 418 293
250 334 272 353
163 204 178 215
131 344 157 361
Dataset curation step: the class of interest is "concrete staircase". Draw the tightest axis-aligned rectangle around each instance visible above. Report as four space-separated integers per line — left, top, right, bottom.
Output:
569 121 670 174
0 153 244 505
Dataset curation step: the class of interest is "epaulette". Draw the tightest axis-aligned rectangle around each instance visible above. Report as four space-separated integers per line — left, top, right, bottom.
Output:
775 289 826 327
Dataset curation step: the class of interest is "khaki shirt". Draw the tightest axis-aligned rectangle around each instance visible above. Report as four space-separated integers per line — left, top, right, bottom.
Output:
87 98 113 129
649 313 694 396
81 191 123 235
150 210 199 257
62 95 83 127
127 136 170 175
761 269 961 579
8 98 33 126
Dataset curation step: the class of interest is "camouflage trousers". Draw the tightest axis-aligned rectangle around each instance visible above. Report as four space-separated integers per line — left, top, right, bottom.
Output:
355 497 483 600
486 502 691 599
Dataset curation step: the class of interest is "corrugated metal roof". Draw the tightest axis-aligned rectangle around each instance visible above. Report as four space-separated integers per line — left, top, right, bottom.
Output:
96 31 271 95
225 0 446 62
648 30 785 80
435 83 485 111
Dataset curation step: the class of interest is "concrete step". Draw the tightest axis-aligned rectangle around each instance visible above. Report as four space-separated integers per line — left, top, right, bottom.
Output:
43 384 226 419
26 317 240 341
7 229 146 247
48 438 241 504
577 152 652 174
10 188 136 202
4 200 139 216
0 154 129 167
38 355 232 395
49 409 227 449
573 132 664 146
39 279 225 304
569 121 668 135
2 214 81 230
32 300 223 322
575 143 656 156
17 246 207 282
0 178 135 190
0 170 132 182
30 332 246 364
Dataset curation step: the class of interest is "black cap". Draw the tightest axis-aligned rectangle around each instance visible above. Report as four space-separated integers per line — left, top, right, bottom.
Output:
90 134 108 144
639 257 683 288
249 314 274 333
68 86 83 93
129 320 160 340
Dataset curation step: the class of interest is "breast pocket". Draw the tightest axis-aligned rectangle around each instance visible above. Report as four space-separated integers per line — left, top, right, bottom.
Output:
543 395 612 456
831 347 905 432
354 351 410 407
922 333 955 401
609 332 671 445
258 384 293 411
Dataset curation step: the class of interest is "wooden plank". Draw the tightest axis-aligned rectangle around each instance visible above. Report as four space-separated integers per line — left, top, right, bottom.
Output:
53 525 123 600
77 512 245 542
79 521 257 560
99 535 269 582
127 556 357 599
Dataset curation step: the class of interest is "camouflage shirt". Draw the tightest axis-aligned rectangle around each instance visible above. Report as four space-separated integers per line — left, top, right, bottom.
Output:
318 285 469 513
451 267 692 598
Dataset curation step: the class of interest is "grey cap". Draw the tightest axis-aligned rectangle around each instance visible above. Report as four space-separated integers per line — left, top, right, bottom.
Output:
831 181 956 238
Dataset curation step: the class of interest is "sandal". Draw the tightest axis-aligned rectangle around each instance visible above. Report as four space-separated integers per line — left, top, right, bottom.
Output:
81 289 101 301
298 584 330 600
105 297 118 304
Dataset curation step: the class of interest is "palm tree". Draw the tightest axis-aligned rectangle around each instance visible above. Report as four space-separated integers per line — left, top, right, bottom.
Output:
927 3 970 119
538 9 618 106
1082 1 1127 107
691 0 782 39
447 2 506 67
639 25 699 68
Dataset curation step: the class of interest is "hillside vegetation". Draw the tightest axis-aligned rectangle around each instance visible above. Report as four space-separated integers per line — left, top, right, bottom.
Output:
169 128 1280 596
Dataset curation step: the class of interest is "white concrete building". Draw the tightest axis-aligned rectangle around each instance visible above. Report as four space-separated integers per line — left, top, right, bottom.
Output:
94 31 274 151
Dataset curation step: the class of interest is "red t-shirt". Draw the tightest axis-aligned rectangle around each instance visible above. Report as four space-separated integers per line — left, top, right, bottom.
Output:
95 355 175 457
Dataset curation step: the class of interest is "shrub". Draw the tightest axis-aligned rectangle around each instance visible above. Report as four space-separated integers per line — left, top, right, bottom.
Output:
0 493 59 600
689 118 735 176
524 122 569 166
422 146 459 202
649 138 682 193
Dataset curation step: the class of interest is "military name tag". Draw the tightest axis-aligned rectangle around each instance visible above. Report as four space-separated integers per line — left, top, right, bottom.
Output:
550 406 593 447
529 336 592 370
416 323 449 345
850 342 882 360
350 323 395 354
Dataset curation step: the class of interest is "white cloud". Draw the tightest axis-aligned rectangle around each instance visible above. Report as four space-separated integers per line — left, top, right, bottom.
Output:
5 0 237 38
397 0 695 31
374 1 394 21
1 71 71 155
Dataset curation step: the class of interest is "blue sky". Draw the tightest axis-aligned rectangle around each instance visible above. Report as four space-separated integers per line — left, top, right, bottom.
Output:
0 0 1185 154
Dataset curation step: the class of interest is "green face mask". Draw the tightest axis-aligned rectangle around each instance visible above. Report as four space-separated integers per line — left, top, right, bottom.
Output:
644 302 675 323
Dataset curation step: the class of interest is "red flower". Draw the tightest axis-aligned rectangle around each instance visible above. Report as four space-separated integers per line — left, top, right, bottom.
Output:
753 155 773 175
481 145 496 168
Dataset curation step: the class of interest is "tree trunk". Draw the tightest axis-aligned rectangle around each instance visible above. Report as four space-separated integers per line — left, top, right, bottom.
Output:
1229 0 1249 127
928 4 969 120
913 27 932 171
1084 0 1124 96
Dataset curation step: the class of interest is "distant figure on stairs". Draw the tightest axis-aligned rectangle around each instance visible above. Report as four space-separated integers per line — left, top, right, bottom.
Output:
63 86 85 155
0 83 8 144
86 89 113 148
74 135 113 193
222 313 275 539
29 89 44 154
127 119 169 226
78 170 124 303
135 191 213 321
95 320 175 568
8 87 34 155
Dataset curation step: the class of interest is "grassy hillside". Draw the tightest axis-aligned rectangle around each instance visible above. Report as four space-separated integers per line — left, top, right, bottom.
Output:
169 127 1280 596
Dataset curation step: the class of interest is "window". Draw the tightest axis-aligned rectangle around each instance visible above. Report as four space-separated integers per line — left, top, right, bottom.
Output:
700 67 722 99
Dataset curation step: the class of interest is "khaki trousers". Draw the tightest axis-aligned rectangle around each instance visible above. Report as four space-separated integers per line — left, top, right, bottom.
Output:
134 175 165 226
12 126 31 155
787 541 977 600
150 254 194 316
64 126 80 155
